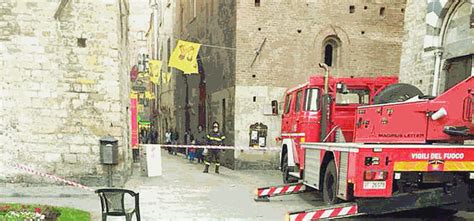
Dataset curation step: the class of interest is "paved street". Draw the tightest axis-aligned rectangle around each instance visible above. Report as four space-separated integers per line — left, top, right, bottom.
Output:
124 150 318 220
2 150 474 220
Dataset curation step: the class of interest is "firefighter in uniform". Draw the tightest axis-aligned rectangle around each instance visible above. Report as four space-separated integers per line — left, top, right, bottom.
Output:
203 121 226 174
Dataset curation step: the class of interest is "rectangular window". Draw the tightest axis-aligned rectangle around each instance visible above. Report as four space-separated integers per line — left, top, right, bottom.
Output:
284 94 292 114
304 88 320 111
255 0 260 7
295 90 303 112
379 7 386 16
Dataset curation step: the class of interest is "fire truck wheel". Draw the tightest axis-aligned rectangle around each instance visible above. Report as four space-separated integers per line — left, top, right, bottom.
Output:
373 83 423 104
322 160 340 205
282 153 298 184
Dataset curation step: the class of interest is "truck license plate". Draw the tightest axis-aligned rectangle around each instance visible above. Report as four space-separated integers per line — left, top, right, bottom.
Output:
363 181 386 189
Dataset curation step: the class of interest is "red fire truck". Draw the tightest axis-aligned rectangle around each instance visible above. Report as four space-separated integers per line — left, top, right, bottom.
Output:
256 64 474 220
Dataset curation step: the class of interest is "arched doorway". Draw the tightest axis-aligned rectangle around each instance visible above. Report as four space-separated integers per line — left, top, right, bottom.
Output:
439 1 473 92
427 0 474 94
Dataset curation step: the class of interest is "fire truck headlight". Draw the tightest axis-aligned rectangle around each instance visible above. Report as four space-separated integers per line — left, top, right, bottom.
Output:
469 172 474 179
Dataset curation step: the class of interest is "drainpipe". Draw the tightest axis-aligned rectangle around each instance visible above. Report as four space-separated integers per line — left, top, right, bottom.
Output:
432 49 443 96
319 63 331 142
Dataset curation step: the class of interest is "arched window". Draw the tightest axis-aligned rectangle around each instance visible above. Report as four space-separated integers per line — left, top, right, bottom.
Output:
324 44 333 66
322 37 341 67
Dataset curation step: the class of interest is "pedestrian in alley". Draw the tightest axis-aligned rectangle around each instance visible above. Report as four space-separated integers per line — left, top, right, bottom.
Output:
171 128 179 155
183 129 192 159
203 121 226 174
188 138 196 163
165 129 173 154
195 125 206 163
150 126 158 144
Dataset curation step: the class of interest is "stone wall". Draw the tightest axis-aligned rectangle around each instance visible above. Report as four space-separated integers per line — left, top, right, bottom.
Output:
233 0 406 169
0 0 132 186
399 0 473 94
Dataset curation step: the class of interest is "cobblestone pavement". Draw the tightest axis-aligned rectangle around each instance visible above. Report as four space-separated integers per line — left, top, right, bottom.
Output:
2 150 474 220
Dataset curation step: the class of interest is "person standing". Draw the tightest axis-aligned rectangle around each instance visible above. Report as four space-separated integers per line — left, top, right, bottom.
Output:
188 137 196 162
151 127 158 144
195 125 206 163
165 129 172 154
183 129 191 159
203 121 225 174
171 128 179 155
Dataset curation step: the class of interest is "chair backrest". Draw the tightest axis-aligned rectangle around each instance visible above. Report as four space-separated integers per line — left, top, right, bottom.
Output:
96 188 139 215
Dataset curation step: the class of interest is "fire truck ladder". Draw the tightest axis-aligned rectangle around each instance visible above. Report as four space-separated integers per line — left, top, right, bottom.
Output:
254 183 308 202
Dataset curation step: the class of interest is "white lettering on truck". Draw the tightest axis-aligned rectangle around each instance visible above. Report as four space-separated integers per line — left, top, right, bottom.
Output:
411 153 464 160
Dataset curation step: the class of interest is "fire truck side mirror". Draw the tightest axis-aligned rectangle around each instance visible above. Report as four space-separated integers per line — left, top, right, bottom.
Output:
271 100 278 115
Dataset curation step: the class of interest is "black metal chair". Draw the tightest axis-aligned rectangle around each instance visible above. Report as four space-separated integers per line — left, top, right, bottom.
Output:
96 188 140 221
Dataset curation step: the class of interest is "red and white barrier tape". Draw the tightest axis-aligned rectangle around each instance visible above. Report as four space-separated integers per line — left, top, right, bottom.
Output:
257 183 305 197
142 144 281 151
288 204 358 221
11 163 95 192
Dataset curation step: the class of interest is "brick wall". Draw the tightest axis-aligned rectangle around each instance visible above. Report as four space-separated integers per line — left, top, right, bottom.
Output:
172 0 406 169
0 0 132 185
233 0 406 169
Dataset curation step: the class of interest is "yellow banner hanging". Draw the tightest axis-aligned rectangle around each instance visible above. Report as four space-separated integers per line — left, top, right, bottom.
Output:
150 76 159 84
168 40 201 74
161 72 172 85
130 91 138 99
149 60 162 78
145 91 155 100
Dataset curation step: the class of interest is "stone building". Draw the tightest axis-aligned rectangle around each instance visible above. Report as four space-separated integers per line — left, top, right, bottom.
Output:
399 0 473 95
170 0 406 169
148 0 179 139
0 0 133 185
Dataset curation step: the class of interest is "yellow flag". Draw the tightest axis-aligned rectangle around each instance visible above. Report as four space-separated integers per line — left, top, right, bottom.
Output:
150 76 159 84
149 60 162 78
130 91 138 99
161 72 172 85
145 91 155 100
168 40 201 74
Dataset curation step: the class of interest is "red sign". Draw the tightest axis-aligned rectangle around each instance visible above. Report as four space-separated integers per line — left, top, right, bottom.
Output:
131 98 138 149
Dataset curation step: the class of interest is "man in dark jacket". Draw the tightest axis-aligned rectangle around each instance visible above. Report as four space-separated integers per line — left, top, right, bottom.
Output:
203 121 225 174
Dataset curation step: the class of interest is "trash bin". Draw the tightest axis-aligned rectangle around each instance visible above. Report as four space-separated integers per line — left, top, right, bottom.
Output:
99 136 118 165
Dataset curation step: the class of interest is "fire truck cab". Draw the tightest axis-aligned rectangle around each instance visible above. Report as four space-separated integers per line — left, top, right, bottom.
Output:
280 75 398 183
